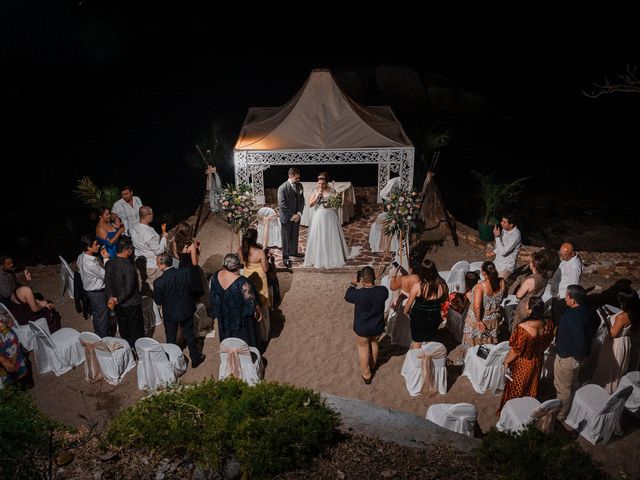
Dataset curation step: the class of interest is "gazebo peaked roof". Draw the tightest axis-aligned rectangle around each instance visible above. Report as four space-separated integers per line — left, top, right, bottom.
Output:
234 69 413 151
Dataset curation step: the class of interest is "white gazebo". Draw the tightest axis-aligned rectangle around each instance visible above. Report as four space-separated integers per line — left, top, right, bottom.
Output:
233 69 414 204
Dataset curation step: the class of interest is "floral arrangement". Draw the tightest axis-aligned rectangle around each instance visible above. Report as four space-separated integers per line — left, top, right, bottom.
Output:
323 191 343 210
219 183 258 233
382 189 422 237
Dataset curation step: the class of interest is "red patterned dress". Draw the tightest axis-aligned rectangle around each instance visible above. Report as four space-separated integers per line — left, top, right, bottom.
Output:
497 323 553 415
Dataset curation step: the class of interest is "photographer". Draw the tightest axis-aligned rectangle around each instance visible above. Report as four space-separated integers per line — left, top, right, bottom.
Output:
344 266 388 384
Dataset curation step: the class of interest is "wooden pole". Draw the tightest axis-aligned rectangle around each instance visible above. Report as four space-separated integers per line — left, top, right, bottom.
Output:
193 144 212 237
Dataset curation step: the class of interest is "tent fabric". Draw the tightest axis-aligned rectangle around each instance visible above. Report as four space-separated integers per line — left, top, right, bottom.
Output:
234 70 413 151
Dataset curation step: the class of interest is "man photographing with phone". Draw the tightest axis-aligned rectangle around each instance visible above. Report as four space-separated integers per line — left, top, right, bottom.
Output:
345 266 388 385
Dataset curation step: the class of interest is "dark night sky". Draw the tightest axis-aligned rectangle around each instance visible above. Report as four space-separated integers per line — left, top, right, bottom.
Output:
2 5 640 260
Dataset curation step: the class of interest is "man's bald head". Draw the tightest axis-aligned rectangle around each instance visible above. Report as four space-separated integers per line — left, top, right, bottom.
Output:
139 206 154 224
559 242 575 261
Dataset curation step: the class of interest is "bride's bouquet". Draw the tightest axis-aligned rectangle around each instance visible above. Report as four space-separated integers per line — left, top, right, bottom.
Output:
220 183 258 233
323 191 343 210
382 189 421 237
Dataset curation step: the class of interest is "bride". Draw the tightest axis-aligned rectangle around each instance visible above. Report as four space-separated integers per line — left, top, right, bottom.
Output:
304 172 350 268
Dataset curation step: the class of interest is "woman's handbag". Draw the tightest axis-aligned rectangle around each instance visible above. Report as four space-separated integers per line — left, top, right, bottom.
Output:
477 344 490 359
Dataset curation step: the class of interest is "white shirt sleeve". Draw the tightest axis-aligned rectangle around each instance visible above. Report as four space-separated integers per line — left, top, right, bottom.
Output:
494 228 521 257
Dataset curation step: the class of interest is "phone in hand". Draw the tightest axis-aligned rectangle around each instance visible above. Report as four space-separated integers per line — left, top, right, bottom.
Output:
392 261 409 276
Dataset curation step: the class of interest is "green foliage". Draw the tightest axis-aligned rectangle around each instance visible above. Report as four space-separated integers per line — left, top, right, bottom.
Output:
471 170 529 225
0 387 63 479
107 378 339 478
478 426 608 480
74 176 120 210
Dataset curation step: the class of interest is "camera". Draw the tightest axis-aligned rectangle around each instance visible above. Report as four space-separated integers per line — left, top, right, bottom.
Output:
356 269 364 282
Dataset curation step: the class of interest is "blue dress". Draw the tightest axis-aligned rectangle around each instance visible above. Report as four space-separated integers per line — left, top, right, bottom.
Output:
98 230 118 259
210 273 260 348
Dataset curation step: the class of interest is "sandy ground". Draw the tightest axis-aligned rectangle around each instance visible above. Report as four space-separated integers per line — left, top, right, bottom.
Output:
24 212 640 479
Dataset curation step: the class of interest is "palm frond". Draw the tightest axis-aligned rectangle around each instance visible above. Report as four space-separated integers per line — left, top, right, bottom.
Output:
74 177 119 210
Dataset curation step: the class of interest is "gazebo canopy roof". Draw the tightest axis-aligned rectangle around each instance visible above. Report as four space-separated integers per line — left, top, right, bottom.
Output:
234 69 413 151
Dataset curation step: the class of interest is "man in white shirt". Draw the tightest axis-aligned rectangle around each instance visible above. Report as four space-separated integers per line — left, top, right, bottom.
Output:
111 185 143 235
77 234 111 337
129 206 168 295
486 213 521 280
550 242 583 298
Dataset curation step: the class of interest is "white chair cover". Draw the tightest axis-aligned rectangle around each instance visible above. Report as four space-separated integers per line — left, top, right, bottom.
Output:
540 340 556 380
565 384 633 445
469 261 484 273
400 342 448 396
497 397 562 433
218 337 263 386
29 322 84 376
141 296 162 335
0 303 49 352
135 337 187 390
79 332 136 385
256 207 282 248
443 261 470 293
619 371 640 415
58 255 75 299
426 403 477 437
462 341 510 394
369 212 399 253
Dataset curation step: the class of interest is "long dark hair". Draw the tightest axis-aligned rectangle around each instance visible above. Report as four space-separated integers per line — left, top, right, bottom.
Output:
526 296 545 321
618 288 640 329
482 261 501 292
418 258 444 298
174 221 194 253
241 228 261 264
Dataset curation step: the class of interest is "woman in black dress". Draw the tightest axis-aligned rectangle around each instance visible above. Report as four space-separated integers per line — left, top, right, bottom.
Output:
171 221 204 299
403 258 448 349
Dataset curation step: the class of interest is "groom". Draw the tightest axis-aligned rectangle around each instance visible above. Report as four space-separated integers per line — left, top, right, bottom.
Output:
277 167 305 268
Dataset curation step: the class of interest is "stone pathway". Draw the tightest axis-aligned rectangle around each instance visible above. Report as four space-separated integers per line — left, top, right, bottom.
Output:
261 202 399 272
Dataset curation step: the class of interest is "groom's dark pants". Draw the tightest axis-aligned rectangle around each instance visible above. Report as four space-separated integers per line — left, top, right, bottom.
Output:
281 219 300 261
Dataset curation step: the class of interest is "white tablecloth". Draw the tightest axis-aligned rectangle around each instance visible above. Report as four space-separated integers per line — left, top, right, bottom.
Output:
300 181 356 226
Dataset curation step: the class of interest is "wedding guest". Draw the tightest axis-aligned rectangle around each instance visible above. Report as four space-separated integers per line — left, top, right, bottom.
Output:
554 285 599 421
105 238 144 351
77 234 112 337
497 297 553 415
95 207 126 259
442 271 480 320
171 221 205 300
486 213 521 281
111 185 143 235
549 242 583 322
0 311 33 390
210 253 261 348
510 250 551 329
592 287 639 393
8 286 61 333
403 259 448 349
129 206 168 295
0 255 31 305
345 266 388 384
154 253 205 368
239 228 270 343
385 256 421 348
454 261 506 365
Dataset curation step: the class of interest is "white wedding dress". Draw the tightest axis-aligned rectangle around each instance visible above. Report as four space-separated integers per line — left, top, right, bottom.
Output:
304 189 350 268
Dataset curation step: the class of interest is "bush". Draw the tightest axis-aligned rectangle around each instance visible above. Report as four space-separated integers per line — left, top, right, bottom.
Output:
478 426 609 480
0 387 63 479
107 378 339 478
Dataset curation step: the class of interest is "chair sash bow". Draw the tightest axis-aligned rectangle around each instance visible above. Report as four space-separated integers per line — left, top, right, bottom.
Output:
257 210 278 248
416 345 447 393
80 340 123 383
221 344 251 379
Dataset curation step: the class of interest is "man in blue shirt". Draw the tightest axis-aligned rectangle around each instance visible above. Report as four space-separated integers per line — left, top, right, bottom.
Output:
345 266 388 385
553 284 598 421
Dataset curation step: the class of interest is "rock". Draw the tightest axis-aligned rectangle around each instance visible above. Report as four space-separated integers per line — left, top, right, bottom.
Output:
55 451 75 466
155 473 165 480
223 454 243 480
381 470 397 478
141 457 149 465
337 470 346 479
158 464 171 473
98 452 118 462
192 467 213 480
93 469 103 480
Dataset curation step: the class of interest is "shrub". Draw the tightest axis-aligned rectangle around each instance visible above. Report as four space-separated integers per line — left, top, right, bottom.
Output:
107 378 339 478
0 387 63 479
478 426 609 480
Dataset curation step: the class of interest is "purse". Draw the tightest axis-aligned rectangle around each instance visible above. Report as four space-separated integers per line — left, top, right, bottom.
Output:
477 344 490 359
